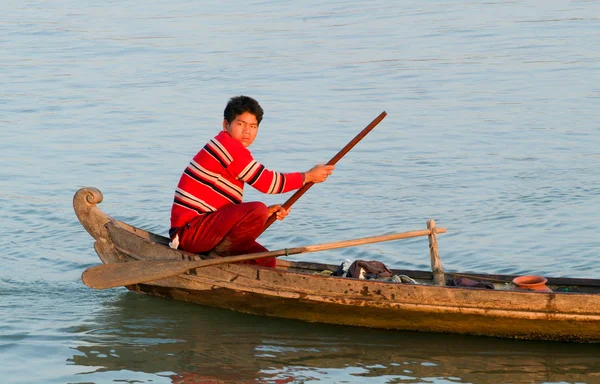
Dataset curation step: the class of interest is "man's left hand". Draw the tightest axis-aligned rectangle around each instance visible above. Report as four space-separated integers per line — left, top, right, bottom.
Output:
268 204 290 220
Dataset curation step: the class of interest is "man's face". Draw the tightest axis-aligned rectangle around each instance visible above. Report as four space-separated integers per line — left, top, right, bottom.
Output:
223 111 259 148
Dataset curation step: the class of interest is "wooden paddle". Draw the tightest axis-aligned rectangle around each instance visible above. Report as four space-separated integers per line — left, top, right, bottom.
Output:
261 111 387 232
82 226 445 289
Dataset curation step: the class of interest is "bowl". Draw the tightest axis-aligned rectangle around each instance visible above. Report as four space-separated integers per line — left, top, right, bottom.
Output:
512 275 552 292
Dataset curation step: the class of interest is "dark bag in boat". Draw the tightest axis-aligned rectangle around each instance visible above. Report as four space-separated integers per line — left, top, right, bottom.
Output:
448 277 495 290
347 260 392 279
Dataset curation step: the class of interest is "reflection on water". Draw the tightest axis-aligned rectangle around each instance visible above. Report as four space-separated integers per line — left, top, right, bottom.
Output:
68 292 600 384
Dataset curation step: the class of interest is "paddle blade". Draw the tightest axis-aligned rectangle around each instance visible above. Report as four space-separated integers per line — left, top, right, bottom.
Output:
81 260 194 289
81 249 279 289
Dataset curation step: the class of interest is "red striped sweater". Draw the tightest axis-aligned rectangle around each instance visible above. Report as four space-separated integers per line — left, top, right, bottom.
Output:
170 131 304 229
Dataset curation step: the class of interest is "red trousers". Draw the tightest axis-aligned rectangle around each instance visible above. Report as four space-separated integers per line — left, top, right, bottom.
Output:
176 202 276 268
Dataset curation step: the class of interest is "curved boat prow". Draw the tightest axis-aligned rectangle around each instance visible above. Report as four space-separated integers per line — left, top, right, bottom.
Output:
74 187 122 265
73 187 109 240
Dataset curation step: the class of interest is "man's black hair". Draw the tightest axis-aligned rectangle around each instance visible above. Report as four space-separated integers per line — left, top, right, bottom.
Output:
224 95 264 125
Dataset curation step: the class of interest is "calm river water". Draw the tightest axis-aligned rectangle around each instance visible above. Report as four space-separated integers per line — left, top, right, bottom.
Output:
2 0 600 383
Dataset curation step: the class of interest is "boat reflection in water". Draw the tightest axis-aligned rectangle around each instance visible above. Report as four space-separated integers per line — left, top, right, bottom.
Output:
68 291 600 384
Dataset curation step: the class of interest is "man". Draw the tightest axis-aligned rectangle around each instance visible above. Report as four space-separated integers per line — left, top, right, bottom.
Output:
169 95 334 267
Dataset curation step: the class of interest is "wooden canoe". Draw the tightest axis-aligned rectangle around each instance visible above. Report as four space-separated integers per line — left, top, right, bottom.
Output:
74 187 600 343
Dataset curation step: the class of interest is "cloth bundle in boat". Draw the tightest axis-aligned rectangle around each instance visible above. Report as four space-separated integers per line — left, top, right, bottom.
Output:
447 277 495 289
334 260 392 279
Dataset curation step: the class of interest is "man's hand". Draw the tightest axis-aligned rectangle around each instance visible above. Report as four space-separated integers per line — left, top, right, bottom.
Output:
268 204 291 221
304 164 335 184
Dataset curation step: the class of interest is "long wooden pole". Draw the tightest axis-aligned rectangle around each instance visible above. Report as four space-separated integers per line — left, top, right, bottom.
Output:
82 226 445 290
261 111 387 233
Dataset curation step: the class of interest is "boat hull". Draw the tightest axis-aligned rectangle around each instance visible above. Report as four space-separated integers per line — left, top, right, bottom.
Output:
124 263 600 343
74 187 600 343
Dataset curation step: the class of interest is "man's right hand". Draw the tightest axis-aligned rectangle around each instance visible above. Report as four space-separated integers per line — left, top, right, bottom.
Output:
304 164 335 184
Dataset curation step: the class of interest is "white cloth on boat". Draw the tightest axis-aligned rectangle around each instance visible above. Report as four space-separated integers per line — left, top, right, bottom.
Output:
169 234 180 249
341 259 352 277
